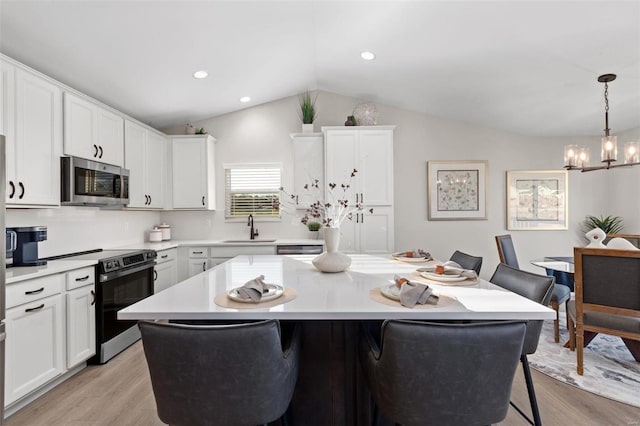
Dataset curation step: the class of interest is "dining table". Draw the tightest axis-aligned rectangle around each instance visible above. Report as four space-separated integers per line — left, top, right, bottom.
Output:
120 254 555 426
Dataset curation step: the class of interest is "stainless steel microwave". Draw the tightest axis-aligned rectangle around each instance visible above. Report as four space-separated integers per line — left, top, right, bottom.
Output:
61 157 129 206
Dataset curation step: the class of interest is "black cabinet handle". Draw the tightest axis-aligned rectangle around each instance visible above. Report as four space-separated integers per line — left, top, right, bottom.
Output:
202 196 205 206
193 251 203 254
356 213 359 223
360 193 364 203
149 195 152 205
8 181 15 198
25 287 45 295
98 146 103 158
75 275 90 281
93 144 98 157
18 182 24 199
161 255 168 259
202 261 206 271
25 303 45 312
91 290 96 306
154 270 158 281
144 195 148 205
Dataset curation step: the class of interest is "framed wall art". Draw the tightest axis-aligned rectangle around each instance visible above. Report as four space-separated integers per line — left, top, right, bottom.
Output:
427 160 488 220
506 170 568 230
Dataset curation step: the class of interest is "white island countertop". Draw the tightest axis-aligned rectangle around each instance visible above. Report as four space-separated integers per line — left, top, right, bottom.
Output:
119 255 555 321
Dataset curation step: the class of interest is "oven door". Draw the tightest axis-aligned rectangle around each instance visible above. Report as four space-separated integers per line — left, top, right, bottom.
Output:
96 263 154 344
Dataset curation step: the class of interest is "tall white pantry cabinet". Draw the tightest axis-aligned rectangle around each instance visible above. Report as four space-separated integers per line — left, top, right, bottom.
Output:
322 126 395 254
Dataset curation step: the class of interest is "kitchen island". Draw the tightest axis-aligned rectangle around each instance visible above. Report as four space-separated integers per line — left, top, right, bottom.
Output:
119 254 554 426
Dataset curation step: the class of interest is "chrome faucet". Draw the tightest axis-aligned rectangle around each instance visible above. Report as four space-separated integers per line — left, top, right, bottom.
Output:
247 214 259 240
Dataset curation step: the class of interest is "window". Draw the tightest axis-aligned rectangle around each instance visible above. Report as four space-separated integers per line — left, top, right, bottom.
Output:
224 164 281 219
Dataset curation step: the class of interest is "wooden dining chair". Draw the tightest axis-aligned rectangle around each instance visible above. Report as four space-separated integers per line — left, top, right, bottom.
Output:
495 234 571 342
567 247 640 375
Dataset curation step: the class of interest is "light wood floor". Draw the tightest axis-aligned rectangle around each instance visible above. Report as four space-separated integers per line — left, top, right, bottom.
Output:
6 341 640 426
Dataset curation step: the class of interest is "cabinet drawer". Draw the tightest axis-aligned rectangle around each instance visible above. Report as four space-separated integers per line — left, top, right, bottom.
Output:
156 248 178 264
209 245 276 258
188 247 208 258
7 274 64 309
66 266 96 291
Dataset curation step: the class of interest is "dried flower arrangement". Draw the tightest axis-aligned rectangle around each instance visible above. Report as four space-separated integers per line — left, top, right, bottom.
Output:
279 169 373 228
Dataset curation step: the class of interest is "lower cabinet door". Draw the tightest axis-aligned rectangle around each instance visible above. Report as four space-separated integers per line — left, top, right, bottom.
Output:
66 285 96 369
187 258 210 278
154 260 177 293
5 293 65 406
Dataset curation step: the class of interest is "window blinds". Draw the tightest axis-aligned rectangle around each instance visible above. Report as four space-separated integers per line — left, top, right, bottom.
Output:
224 165 281 218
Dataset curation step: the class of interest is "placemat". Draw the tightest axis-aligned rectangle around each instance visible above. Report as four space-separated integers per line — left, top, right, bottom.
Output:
214 287 298 309
369 287 457 309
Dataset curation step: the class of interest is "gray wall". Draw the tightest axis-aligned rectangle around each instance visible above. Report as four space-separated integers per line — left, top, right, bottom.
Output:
163 91 638 278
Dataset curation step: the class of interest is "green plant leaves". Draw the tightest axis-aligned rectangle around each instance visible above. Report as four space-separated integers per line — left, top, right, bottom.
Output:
582 214 624 234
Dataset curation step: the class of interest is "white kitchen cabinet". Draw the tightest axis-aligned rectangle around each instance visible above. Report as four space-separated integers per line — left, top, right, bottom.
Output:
323 126 395 254
324 126 394 206
65 266 96 369
124 120 165 208
63 92 124 166
188 258 210 277
172 135 216 210
154 248 178 293
5 293 65 406
66 285 96 369
1 59 62 207
291 132 323 208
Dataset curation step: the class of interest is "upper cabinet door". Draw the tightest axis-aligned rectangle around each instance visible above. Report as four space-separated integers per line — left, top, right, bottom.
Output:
324 127 394 207
13 68 62 206
63 92 96 160
146 132 165 208
97 107 124 166
124 120 147 208
1 60 17 200
358 130 393 206
64 92 124 167
172 136 215 210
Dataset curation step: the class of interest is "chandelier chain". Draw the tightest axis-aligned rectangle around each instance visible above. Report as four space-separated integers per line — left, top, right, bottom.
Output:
604 82 609 113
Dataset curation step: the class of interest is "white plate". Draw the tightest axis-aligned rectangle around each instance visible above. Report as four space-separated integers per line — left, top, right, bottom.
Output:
227 283 285 303
380 284 401 301
420 271 467 282
392 256 430 263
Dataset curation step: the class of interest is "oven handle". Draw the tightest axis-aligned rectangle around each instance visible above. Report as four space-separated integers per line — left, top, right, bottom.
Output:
99 262 155 283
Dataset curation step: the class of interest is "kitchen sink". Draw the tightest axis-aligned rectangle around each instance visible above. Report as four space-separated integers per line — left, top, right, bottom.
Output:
222 239 277 243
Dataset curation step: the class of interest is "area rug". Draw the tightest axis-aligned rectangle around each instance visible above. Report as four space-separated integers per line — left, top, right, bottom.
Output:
529 312 640 408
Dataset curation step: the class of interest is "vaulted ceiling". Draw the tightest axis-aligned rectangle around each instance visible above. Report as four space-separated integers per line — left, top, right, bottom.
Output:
1 1 639 137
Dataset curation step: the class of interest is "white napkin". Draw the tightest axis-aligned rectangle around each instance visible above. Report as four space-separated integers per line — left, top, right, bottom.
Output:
235 275 268 302
421 261 478 280
392 249 433 259
395 275 440 308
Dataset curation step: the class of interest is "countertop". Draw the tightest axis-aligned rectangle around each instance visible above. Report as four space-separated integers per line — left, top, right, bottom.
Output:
119 238 324 251
6 259 98 285
118 254 555 321
5 239 324 284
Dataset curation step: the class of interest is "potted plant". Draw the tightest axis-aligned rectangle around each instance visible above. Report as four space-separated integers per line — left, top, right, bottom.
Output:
582 214 624 235
298 91 317 133
307 221 321 239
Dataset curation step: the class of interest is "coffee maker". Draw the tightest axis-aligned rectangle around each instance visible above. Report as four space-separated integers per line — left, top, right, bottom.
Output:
6 226 47 267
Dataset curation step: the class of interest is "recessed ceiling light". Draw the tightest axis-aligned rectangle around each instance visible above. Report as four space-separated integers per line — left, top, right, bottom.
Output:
360 51 376 61
193 70 208 79
239 96 251 103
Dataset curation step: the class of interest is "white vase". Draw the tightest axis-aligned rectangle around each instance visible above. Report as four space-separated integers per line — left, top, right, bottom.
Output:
302 123 314 133
312 227 351 273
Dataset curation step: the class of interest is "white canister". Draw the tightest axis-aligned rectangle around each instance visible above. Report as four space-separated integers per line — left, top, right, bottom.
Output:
158 223 171 240
149 227 163 242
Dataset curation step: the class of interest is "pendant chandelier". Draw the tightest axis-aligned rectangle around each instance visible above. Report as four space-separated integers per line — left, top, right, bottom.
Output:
564 74 640 172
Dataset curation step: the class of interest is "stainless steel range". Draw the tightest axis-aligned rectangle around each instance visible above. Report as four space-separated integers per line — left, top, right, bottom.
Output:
55 249 156 364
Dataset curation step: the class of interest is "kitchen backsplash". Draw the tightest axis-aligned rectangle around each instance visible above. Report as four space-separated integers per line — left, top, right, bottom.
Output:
6 207 161 257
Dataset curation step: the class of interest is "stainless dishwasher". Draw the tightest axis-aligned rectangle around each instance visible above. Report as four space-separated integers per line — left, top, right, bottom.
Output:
276 245 324 255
